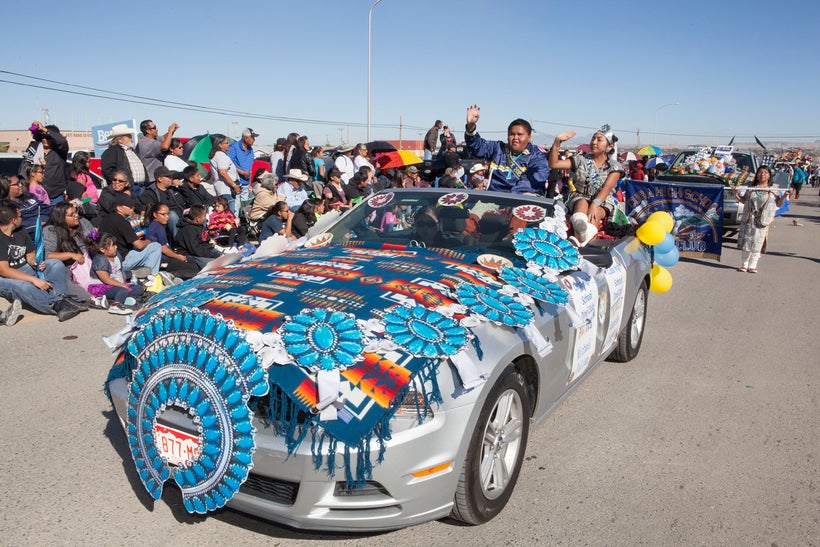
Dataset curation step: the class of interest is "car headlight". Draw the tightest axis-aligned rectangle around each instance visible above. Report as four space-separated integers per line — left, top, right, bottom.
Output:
391 388 434 426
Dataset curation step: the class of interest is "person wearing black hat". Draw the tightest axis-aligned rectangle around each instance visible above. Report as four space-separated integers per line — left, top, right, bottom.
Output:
99 193 162 280
139 166 186 239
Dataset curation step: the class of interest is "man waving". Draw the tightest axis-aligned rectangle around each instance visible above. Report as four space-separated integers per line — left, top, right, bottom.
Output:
464 105 548 194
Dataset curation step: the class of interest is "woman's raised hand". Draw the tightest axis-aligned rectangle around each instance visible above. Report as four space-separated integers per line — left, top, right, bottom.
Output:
555 130 577 143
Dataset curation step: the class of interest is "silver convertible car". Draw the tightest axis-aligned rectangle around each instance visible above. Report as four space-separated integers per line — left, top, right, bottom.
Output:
106 188 652 531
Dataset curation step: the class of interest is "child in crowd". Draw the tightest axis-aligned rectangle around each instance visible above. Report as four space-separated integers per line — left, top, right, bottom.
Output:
143 203 200 281
175 205 223 268
207 196 247 250
87 233 146 314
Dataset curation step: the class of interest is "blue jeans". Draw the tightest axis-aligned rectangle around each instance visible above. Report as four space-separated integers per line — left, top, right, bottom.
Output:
234 185 250 216
122 242 163 274
168 210 181 240
424 150 433 161
104 283 145 304
0 261 65 314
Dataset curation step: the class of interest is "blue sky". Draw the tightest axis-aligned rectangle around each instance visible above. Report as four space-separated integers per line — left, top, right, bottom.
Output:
2 0 818 148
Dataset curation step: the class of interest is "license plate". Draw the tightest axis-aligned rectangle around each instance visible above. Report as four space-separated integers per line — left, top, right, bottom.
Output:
154 423 201 466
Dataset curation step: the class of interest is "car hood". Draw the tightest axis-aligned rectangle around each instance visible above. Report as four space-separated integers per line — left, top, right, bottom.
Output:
127 243 502 451
138 243 497 333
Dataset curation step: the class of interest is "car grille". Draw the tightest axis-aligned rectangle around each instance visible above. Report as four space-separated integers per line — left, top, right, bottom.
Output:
239 473 299 506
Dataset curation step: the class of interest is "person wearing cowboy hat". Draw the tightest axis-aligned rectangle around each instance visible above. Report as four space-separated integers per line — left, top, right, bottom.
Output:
469 163 488 190
100 123 149 198
278 169 309 210
549 124 625 246
334 145 355 184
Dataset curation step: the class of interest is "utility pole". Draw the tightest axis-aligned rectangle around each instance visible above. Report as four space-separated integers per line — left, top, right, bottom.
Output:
399 116 402 149
338 127 344 146
636 128 641 149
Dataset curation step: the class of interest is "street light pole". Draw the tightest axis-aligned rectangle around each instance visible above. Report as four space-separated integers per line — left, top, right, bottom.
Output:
367 0 383 143
654 102 679 146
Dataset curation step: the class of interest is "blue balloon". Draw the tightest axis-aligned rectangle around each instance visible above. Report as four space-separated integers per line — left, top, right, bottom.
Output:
655 246 680 268
654 232 676 254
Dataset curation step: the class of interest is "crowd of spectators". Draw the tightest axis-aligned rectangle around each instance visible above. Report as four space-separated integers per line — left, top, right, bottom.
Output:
1 117 491 326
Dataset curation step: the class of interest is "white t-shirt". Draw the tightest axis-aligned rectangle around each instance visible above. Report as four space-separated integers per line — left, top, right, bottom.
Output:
354 155 374 173
210 151 237 196
164 154 188 172
335 155 355 183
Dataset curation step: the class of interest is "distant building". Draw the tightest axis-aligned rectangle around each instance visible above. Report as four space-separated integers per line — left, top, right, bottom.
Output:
0 129 94 154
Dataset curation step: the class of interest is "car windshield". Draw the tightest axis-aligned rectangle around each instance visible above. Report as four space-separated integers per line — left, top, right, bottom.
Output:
320 189 558 260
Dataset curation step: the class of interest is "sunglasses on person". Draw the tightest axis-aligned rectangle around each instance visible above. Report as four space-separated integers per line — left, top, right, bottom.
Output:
112 178 128 183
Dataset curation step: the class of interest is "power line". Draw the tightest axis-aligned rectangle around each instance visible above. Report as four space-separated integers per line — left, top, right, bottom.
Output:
3 70 816 141
0 71 428 131
531 120 820 141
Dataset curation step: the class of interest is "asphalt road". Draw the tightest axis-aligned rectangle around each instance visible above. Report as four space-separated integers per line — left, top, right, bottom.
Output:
1 193 818 546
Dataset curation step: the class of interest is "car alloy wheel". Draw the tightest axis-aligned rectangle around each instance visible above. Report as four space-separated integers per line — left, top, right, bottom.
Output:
452 367 530 524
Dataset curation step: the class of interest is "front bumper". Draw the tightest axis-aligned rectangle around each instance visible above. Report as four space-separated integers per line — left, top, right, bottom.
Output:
109 377 474 531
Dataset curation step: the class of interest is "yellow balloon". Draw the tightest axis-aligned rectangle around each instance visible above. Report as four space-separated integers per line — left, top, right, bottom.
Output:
636 220 666 246
647 211 674 233
650 264 673 294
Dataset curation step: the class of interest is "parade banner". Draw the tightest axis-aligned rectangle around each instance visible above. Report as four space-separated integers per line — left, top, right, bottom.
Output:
624 179 724 261
91 119 137 157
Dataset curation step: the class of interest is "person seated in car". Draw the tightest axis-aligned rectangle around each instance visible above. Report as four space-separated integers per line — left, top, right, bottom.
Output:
464 104 549 194
549 125 625 246
410 206 459 249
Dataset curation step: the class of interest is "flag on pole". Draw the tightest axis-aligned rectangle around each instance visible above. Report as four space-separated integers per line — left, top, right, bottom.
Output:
34 206 45 279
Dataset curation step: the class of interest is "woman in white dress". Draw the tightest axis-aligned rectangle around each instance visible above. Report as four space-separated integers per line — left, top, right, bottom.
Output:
732 165 791 273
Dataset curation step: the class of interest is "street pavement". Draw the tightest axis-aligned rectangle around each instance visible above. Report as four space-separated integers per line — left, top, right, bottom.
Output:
0 192 817 545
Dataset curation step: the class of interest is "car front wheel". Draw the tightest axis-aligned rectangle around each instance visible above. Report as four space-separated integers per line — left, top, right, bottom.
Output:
451 367 531 525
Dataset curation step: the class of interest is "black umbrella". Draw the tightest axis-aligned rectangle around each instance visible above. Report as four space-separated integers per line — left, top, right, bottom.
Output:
365 141 398 154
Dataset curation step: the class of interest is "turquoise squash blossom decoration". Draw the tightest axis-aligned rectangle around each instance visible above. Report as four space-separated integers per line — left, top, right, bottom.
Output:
281 308 364 371
382 305 469 358
513 228 579 271
135 277 218 327
455 283 533 328
500 267 569 305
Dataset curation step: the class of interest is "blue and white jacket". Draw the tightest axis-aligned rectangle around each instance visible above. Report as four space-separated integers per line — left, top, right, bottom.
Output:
465 130 549 194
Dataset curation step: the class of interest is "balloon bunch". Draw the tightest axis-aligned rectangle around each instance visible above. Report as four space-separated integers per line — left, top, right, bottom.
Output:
635 211 679 294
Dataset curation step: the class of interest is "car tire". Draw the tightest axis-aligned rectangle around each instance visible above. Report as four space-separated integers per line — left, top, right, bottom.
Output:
451 367 531 525
607 281 648 363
